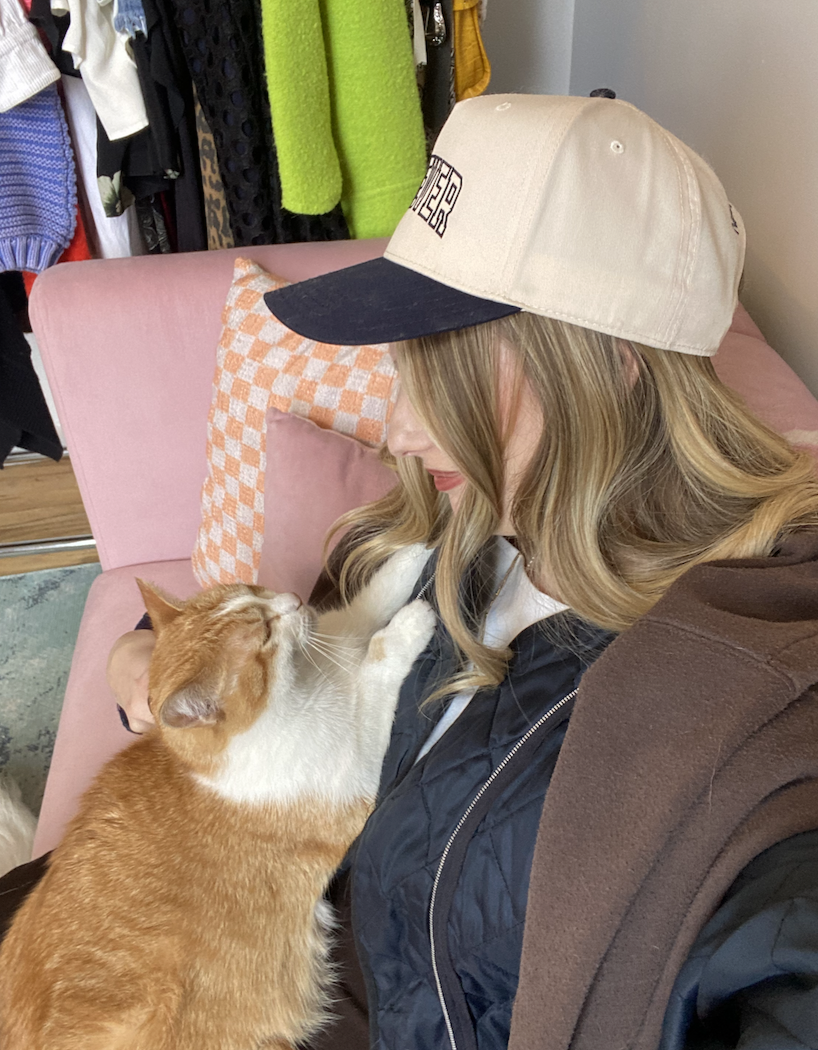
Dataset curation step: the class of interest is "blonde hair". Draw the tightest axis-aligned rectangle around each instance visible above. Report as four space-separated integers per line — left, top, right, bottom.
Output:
328 313 818 696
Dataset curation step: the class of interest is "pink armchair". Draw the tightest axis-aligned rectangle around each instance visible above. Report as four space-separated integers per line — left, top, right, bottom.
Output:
29 240 387 856
28 240 818 857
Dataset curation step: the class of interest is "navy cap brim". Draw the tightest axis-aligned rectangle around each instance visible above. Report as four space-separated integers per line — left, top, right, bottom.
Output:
263 256 520 345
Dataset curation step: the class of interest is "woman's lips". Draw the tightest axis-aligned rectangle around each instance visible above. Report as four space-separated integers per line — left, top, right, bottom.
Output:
427 469 465 492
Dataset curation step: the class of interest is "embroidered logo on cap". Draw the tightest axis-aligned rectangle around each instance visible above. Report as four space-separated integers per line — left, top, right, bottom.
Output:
411 155 463 237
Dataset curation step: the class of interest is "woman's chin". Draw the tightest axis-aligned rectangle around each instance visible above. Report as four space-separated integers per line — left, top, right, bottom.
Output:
445 489 464 516
445 491 516 537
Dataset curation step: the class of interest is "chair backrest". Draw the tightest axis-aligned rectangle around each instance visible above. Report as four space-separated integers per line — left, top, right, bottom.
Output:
29 240 387 570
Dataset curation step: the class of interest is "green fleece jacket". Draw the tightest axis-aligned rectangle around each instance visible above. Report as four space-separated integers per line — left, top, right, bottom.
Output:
260 0 427 238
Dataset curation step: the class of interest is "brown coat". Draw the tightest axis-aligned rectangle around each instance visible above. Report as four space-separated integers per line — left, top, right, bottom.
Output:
510 530 818 1050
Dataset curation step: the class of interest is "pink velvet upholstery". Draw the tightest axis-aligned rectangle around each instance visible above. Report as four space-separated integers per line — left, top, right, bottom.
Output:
712 304 818 453
257 408 396 601
29 241 388 572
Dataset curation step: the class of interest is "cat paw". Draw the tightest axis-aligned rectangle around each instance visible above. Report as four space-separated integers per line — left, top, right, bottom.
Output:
385 600 436 654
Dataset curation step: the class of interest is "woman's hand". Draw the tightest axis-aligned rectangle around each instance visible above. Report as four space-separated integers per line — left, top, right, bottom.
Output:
106 630 157 733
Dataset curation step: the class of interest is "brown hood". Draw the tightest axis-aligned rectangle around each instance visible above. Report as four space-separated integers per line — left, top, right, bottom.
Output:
510 530 818 1050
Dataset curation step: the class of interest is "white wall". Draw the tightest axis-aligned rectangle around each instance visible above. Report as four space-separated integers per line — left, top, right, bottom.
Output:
481 0 575 96
569 0 818 394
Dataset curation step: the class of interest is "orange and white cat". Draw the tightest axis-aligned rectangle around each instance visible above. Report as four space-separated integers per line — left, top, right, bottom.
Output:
0 545 434 1050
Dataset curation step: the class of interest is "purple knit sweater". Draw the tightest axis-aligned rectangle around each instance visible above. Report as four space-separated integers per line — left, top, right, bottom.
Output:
0 83 76 273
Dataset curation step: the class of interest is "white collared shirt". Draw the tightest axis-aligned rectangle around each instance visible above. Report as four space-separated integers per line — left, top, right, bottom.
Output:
414 538 567 763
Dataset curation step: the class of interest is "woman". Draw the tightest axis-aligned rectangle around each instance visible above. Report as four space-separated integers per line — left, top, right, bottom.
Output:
263 93 818 1050
11 94 818 1049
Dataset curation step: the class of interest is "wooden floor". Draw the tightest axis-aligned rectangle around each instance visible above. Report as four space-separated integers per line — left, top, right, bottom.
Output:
0 455 99 576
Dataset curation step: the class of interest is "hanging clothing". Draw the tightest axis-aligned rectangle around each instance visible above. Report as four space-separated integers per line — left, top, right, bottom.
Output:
24 0 134 255
453 0 489 100
411 0 427 85
0 271 62 466
28 0 77 76
51 0 148 141
135 193 173 253
322 0 428 238
59 204 92 264
194 92 234 250
23 203 93 297
0 83 77 273
130 36 182 184
0 0 60 111
95 121 171 219
135 0 206 252
419 0 455 148
259 0 341 216
60 73 145 258
260 0 427 238
168 0 286 247
113 0 146 37
166 0 349 247
95 0 207 246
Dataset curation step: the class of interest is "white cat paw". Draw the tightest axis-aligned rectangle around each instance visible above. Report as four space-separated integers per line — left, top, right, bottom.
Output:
386 599 436 651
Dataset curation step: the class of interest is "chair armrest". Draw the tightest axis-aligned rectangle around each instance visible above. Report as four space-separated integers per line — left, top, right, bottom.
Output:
32 559 201 857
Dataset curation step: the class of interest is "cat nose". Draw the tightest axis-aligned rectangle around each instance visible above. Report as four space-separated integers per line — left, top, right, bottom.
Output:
270 593 302 615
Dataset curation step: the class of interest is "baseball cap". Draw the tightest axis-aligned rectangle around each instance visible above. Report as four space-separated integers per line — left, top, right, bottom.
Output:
265 94 745 356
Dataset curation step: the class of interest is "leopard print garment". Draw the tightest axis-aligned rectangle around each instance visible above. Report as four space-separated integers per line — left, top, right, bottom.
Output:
193 90 234 250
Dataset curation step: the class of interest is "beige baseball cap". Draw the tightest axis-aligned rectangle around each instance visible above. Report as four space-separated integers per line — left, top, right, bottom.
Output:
266 93 745 356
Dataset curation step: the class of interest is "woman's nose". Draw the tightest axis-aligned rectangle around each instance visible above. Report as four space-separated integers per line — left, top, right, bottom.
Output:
387 386 435 458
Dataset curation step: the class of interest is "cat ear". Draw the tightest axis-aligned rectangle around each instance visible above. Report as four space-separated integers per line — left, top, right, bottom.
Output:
159 682 224 729
136 579 184 634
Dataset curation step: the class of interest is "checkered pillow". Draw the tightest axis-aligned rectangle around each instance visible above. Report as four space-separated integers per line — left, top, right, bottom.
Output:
192 257 396 587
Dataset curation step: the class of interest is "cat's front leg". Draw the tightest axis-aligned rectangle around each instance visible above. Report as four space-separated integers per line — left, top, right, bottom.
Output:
355 600 436 775
345 544 433 635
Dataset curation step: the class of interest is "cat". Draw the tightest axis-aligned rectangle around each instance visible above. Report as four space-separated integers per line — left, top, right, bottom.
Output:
0 544 435 1050
0 774 36 879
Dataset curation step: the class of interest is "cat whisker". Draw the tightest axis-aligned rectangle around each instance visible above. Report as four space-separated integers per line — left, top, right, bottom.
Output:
299 635 354 674
305 641 357 675
309 632 362 651
307 633 356 653
298 644 333 684
309 641 360 661
309 649 356 675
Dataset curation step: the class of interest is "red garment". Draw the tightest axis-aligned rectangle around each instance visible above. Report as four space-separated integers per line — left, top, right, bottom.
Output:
23 203 92 294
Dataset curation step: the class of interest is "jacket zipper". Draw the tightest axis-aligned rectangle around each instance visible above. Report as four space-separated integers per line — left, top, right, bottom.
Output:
416 572 435 602
428 686 579 1050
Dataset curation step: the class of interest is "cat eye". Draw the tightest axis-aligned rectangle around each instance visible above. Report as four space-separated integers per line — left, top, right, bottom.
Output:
262 616 278 644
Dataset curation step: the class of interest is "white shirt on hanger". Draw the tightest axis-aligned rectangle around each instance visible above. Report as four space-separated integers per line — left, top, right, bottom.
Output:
52 0 148 141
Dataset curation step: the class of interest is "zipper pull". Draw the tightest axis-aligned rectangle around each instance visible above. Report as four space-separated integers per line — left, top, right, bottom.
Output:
425 1 447 47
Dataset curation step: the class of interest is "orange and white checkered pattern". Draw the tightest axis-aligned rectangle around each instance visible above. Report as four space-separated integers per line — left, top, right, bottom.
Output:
192 257 396 588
